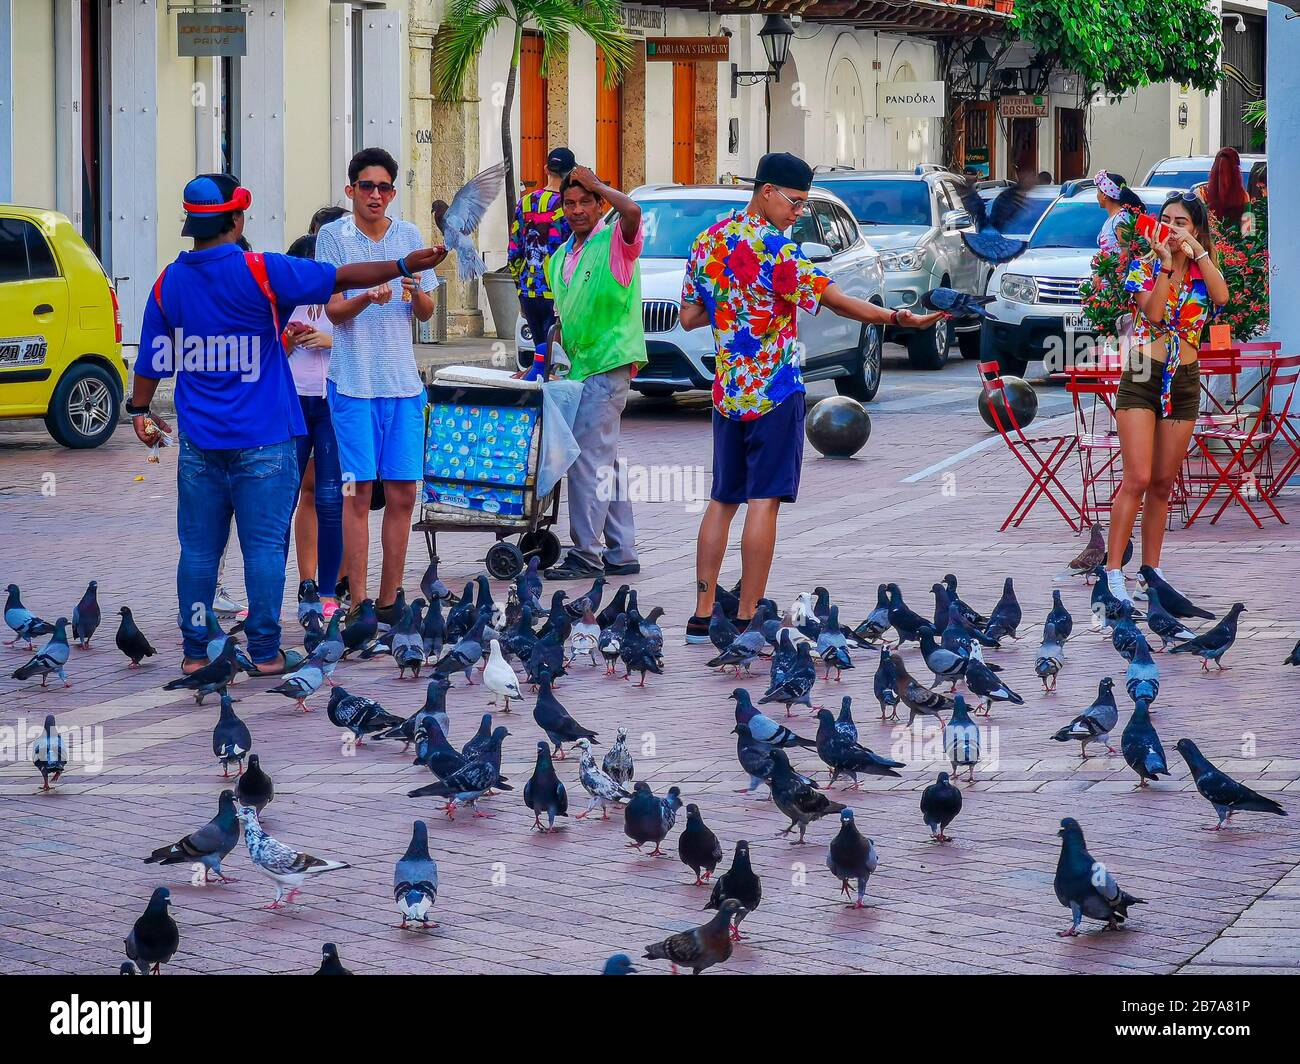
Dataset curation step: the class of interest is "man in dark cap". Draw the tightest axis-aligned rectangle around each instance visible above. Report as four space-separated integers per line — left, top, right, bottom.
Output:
679 152 945 640
508 146 575 377
129 173 446 679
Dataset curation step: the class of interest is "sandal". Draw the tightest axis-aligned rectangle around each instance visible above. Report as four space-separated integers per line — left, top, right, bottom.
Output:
181 656 209 675
248 648 306 678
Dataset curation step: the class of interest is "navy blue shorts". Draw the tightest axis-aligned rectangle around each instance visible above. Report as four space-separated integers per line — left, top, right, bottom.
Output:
710 393 805 505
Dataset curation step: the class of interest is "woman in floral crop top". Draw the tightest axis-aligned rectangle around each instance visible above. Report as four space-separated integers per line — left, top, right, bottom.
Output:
1106 192 1229 606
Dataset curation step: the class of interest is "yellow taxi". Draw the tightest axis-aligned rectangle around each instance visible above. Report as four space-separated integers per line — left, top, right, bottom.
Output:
0 205 126 447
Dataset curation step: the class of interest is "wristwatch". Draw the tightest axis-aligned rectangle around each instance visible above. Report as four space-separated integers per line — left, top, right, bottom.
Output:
125 401 151 417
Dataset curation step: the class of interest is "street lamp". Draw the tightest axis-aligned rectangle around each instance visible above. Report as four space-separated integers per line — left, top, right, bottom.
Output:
731 14 796 95
964 38 995 96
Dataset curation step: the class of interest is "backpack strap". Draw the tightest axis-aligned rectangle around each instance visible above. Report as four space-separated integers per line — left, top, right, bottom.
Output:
242 252 281 336
151 266 171 329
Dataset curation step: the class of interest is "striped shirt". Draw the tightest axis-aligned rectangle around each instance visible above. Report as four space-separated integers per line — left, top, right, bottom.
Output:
315 215 439 399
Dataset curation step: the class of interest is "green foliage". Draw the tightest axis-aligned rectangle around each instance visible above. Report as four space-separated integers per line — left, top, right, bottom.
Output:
1243 98 1266 151
1011 0 1221 96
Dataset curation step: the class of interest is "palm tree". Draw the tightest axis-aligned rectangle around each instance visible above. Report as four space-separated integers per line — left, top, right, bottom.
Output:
433 0 636 231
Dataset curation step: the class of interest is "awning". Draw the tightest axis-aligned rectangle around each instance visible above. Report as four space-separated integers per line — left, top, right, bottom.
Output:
657 0 1012 37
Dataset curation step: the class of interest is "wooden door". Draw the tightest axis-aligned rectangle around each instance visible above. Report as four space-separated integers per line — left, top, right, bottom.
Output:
595 47 623 185
520 32 548 189
1055 107 1085 181
957 100 995 179
672 62 695 184
1007 117 1038 179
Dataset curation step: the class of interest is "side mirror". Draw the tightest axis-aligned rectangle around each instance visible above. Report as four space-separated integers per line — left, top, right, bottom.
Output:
942 209 972 231
802 241 834 263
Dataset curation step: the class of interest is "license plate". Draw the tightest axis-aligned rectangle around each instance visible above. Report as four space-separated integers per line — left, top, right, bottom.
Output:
1063 312 1086 331
0 335 49 367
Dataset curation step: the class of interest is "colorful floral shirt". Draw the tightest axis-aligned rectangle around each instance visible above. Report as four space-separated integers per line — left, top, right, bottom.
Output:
508 189 570 298
1124 255 1217 349
681 209 830 420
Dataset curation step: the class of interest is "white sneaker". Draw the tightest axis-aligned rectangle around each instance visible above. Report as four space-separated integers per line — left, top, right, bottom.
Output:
1106 569 1132 604
212 586 246 615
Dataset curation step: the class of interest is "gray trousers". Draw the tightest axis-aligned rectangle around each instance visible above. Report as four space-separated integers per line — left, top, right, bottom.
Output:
566 365 637 568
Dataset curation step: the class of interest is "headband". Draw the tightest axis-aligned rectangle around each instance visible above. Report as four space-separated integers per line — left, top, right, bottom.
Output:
1093 171 1123 201
183 186 253 214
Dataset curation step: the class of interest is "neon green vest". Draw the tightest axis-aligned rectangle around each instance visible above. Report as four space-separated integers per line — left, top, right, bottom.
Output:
546 225 646 382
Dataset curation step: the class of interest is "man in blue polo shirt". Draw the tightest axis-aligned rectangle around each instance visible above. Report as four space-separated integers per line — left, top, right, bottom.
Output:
130 173 446 677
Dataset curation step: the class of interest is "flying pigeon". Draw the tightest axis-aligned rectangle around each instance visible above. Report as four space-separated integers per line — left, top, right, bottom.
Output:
943 696 981 782
12 617 71 688
143 789 240 884
114 606 156 667
575 737 632 819
1137 565 1213 621
316 942 353 975
705 840 761 941
3 583 54 649
235 803 350 909
642 899 743 975
124 887 180 975
212 691 252 776
235 753 274 814
31 714 68 791
1051 677 1118 759
1176 738 1287 829
767 748 845 844
957 178 1032 264
1120 697 1168 788
1168 603 1246 671
431 161 506 282
70 580 100 649
602 725 635 786
393 820 439 930
920 772 963 842
922 286 995 319
523 741 569 832
1053 817 1144 937
826 808 879 909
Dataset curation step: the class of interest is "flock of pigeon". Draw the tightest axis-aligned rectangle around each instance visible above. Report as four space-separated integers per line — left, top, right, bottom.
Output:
6 524 1297 974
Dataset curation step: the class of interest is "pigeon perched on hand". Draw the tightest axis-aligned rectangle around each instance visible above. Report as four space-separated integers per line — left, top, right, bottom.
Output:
212 692 252 777
124 887 180 975
1051 677 1118 759
921 772 963 842
826 808 878 909
70 580 100 650
576 737 632 820
393 823 440 932
12 617 71 688
1121 697 1168 788
642 899 743 975
235 804 350 910
144 789 240 884
1168 603 1246 671
922 286 995 319
1176 738 1287 829
31 714 68 791
114 606 156 667
431 161 506 282
1053 817 1144 937
678 803 724 885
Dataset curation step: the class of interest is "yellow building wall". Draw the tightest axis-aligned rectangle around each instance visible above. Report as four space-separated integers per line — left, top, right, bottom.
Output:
155 9 199 268
12 0 57 209
284 0 336 241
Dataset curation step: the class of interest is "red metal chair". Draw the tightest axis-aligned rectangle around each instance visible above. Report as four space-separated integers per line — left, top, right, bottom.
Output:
1066 371 1123 523
979 361 1086 532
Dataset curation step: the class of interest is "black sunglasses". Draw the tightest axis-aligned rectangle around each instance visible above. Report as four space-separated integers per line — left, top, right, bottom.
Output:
354 180 396 195
1163 190 1202 207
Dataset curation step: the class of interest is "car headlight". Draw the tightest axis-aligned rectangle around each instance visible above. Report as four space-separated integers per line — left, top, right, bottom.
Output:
880 247 927 272
1000 273 1038 304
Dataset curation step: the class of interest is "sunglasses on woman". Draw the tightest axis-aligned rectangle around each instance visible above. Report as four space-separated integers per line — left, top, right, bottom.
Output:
1163 191 1200 206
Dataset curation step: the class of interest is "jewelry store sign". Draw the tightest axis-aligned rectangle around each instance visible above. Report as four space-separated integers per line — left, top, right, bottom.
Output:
176 11 247 58
619 5 665 35
876 81 946 118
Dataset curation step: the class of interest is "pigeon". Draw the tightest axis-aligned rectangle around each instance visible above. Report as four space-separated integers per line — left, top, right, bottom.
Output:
643 899 743 976
389 605 426 679
943 695 981 782
1069 522 1108 579
873 647 901 721
420 558 453 604
1176 739 1287 829
943 574 987 628
767 748 846 844
421 596 446 661
326 687 404 746
1054 818 1144 936
917 626 968 690
482 638 523 712
316 943 353 975
268 660 326 713
161 637 237 704
12 617 71 688
756 624 796 690
1121 697 1169 788
1046 590 1074 643
827 809 879 909
921 772 963 842
114 606 156 667
502 602 537 663
731 688 815 749
310 610 345 681
596 584 630 629
983 578 1022 642
705 841 761 940
814 708 904 788
834 696 858 744
119 962 138 975
892 652 956 724
514 557 543 615
536 589 571 643
1051 678 1118 759
759 640 818 716
624 781 681 856
732 723 786 794
297 579 323 627
1137 565 1213 621
203 611 255 674
413 720 468 780
1110 602 1141 663
1089 566 1137 626
376 675 452 749
433 609 486 684
31 713 68 791
602 725 635 786
408 732 512 818
236 804 350 910
620 615 663 686
852 584 891 645
678 803 724 885
341 598 379 656
568 606 600 667
640 606 665 659
1168 603 1246 671
963 644 1024 715
302 612 325 655
532 675 598 758
1035 621 1066 692
1125 632 1160 704
597 612 625 675
3 583 54 649
523 741 569 832
957 178 1031 264
922 286 995 319
235 754 274 814
525 626 567 689
444 582 477 642
1286 639 1300 667
814 606 853 680
124 887 180 974
564 576 607 622
575 737 632 819
1145 587 1196 650
472 573 506 631
432 161 506 282
940 600 999 654
885 583 929 645
212 692 252 776
144 789 240 883
707 602 740 655
70 580 100 649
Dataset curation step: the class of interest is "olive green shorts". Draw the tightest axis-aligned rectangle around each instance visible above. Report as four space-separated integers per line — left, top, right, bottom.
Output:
1116 360 1200 421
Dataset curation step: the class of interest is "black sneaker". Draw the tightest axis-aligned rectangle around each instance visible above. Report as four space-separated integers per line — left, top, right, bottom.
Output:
685 615 711 645
544 555 603 581
374 601 398 627
604 560 641 576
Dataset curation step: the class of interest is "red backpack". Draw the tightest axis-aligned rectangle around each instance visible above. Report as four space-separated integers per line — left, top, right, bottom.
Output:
152 252 281 336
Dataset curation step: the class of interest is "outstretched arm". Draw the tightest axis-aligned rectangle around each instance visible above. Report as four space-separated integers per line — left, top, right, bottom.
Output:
820 283 945 329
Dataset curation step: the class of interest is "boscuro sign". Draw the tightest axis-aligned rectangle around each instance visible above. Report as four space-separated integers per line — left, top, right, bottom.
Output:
875 81 946 118
644 37 731 61
999 95 1049 118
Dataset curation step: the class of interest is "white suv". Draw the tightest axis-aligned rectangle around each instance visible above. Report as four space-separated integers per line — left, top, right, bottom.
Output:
515 183 889 401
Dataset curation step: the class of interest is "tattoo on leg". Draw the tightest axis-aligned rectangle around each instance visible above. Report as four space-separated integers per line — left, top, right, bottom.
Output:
697 580 709 594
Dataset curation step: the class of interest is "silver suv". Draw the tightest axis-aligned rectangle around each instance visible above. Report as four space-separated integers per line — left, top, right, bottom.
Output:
812 167 983 369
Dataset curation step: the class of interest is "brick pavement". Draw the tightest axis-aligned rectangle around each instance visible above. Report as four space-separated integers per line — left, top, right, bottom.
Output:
1 376 1297 975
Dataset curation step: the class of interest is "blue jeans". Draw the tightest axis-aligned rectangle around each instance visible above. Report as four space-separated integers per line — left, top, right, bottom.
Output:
177 432 299 663
295 395 344 597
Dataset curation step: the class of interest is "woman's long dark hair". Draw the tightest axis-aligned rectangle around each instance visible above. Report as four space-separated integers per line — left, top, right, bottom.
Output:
1099 170 1144 212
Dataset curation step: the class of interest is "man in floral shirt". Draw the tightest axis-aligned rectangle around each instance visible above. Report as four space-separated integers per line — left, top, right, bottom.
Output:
680 152 943 640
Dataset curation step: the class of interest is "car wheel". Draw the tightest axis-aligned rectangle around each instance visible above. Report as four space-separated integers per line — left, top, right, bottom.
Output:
956 324 983 360
634 386 676 400
835 321 883 402
906 316 951 371
44 362 120 449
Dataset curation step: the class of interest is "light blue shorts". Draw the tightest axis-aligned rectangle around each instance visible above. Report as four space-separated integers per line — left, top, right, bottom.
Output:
326 381 426 483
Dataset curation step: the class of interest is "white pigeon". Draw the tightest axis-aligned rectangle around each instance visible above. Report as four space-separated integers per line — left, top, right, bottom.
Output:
574 738 632 820
234 804 350 910
483 639 522 712
791 592 815 628
569 607 600 667
432 161 506 282
267 661 325 713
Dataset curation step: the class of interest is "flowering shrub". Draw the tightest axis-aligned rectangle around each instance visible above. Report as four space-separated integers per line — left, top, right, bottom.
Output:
1080 215 1146 338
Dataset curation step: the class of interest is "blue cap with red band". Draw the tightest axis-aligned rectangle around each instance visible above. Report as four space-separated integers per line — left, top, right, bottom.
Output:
181 173 251 238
